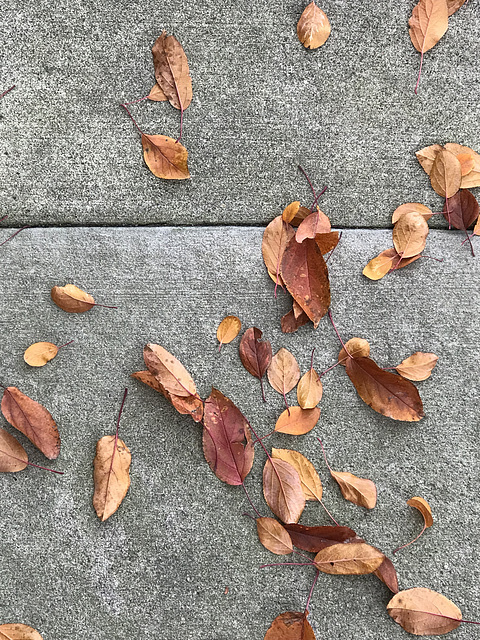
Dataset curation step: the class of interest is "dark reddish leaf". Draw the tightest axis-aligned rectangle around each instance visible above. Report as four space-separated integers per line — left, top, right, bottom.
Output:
239 328 272 399
264 611 316 640
283 523 356 553
281 307 310 334
374 555 399 594
443 189 479 230
315 231 340 255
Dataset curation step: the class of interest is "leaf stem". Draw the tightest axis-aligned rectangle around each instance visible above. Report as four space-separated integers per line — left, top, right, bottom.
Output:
176 107 184 143
0 226 30 247
304 569 320 613
298 165 317 200
393 521 427 554
327 310 350 355
319 499 340 526
0 85 15 100
464 229 475 257
109 388 128 475
319 360 342 377
293 549 314 562
120 102 145 137
260 561 315 569
310 348 316 371
316 437 334 475
252 429 275 445
57 340 74 350
419 254 444 263
91 302 118 309
325 231 343 264
241 481 262 518
259 376 267 403
414 50 424 95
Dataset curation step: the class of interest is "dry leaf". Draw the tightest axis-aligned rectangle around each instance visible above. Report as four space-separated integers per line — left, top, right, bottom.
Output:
395 352 438 381
407 496 434 527
281 307 310 334
338 337 370 365
131 371 203 422
391 203 433 223
374 556 400 594
283 523 356 553
263 458 305 524
430 148 462 198
262 216 296 289
281 237 330 328
272 448 322 501
24 342 59 367
1 387 60 459
443 143 480 188
144 344 197 397
0 427 28 472
141 134 190 180
409 0 448 54
239 328 272 400
93 434 131 521
456 152 475 177
203 388 254 485
275 406 320 435
297 368 323 408
387 588 462 635
315 230 340 255
295 208 331 243
443 189 480 231
217 315 241 349
0 624 44 640
264 611 316 640
256 517 293 555
152 31 192 112
416 144 443 174
447 0 467 15
51 284 94 313
314 542 384 575
267 348 301 398
330 470 377 509
393 212 429 258
290 206 313 227
297 1 331 49
282 201 301 224
345 356 424 421
148 82 167 101
363 248 420 281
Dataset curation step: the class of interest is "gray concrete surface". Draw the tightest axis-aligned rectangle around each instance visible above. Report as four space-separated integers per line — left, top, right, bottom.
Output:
1 0 479 227
0 226 478 639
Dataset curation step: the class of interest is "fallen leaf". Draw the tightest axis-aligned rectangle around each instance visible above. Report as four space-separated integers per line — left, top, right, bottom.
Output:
24 342 59 367
148 82 167 101
203 387 254 485
315 230 340 255
363 248 420 281
267 348 301 399
256 517 293 555
297 1 331 50
272 448 323 501
345 356 424 421
395 352 438 381
141 134 190 180
407 496 434 528
314 542 384 575
51 283 95 313
374 556 400 594
282 201 301 224
0 624 44 640
338 337 370 365
455 152 475 177
290 206 313 227
444 143 480 188
297 368 323 408
416 143 443 174
275 406 320 435
217 315 242 350
387 588 462 635
330 470 377 509
392 212 429 258
144 343 197 397
281 307 310 334
295 208 331 243
409 0 449 93
281 237 330 328
1 387 60 459
93 434 131 521
239 328 272 400
262 216 296 289
443 189 479 230
264 611 316 640
391 203 433 223
283 523 356 552
263 458 305 524
0 427 28 472
430 148 462 198
447 0 467 15
131 371 203 422
152 31 192 112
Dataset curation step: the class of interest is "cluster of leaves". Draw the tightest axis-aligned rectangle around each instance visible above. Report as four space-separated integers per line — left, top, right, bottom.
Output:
364 142 480 280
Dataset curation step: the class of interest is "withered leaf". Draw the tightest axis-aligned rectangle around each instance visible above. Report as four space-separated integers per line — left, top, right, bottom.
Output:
24 342 58 367
263 458 305 524
443 189 480 230
51 284 95 313
387 588 462 636
290 206 313 227
315 230 340 255
0 624 44 640
363 248 421 281
262 216 296 288
338 337 370 365
430 148 462 198
282 201 301 224
392 211 429 258
264 611 316 640
330 469 377 509
297 368 323 409
447 0 467 15
239 328 272 389
297 1 331 50
407 496 434 528
275 406 320 435
131 371 203 422
281 237 330 328
456 152 475 177
1 387 60 459
267 348 300 397
144 344 197 397
283 523 356 553
374 555 399 594
295 209 331 243
345 356 424 422
409 0 448 54
416 143 443 174
256 517 293 555
203 388 254 486
0 427 28 472
217 315 242 349
93 434 131 521
148 82 167 101
152 31 192 111
395 352 438 381
141 134 190 180
391 203 433 224
281 307 310 334
314 542 384 575
434 143 480 188
272 448 323 501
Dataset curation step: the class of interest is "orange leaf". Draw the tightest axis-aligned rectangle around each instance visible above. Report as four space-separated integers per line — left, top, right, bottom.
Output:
152 31 192 111
363 248 421 280
275 406 320 435
24 342 59 367
430 148 462 198
262 216 296 288
0 427 28 472
264 611 316 640
263 458 305 524
409 0 448 54
391 203 433 223
217 315 241 349
131 370 203 422
297 368 323 408
267 348 300 396
297 1 331 50
295 208 331 243
330 470 377 509
51 283 95 313
141 134 190 180
395 352 438 381
148 82 167 101
392 211 429 258
407 496 433 527
0 624 44 639
447 0 467 15
416 143 443 174
93 435 131 521
315 230 340 255
387 588 462 635
338 337 370 365
282 201 301 224
314 542 384 575
256 517 293 555
272 448 323 501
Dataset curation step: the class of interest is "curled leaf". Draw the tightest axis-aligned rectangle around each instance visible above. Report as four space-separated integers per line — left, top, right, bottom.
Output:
281 307 310 334
314 542 384 575
264 611 316 640
297 1 331 50
387 588 461 636
374 555 400 594
315 230 340 255
447 0 467 16
263 458 305 524
24 342 59 367
93 434 131 521
275 406 320 435
51 284 94 313
144 344 197 397
272 448 322 501
363 248 420 281
416 143 443 174
217 315 241 349
282 201 301 224
295 208 331 243
392 212 429 258
142 134 190 180
408 496 433 527
256 517 293 555
239 328 272 400
283 523 356 552
0 427 28 472
131 370 203 422
152 31 192 111
395 352 438 381
430 148 462 198
267 348 300 397
338 337 370 365
297 368 323 409
0 624 44 640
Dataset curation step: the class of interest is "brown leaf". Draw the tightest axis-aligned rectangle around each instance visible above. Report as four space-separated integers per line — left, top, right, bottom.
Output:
416 143 443 174
267 348 301 397
374 556 400 594
290 206 313 227
0 427 28 472
395 352 439 381
131 371 203 422
297 368 323 408
282 201 301 224
148 82 167 101
0 624 44 640
1 387 60 459
295 208 331 243
409 0 448 54
264 611 316 640
314 542 384 575
217 315 241 349
93 434 131 521
443 189 480 230
283 523 356 553
256 517 293 555
455 152 475 177
263 458 305 524
239 327 272 383
152 31 192 111
363 248 421 280
203 388 254 485
144 344 197 397
315 230 340 255
330 470 377 509
272 448 323 501
345 356 424 422
391 203 433 224
281 307 310 334
392 212 429 258
338 337 370 365
297 1 331 50
141 134 190 180
262 216 296 289
51 283 94 313
281 237 330 328
24 342 59 367
444 142 480 188
430 148 462 198
387 588 462 635
407 496 433 527
275 406 320 435
447 0 467 16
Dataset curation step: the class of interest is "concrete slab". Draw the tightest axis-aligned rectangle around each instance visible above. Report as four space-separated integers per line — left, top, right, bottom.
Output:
0 226 478 639
1 1 479 227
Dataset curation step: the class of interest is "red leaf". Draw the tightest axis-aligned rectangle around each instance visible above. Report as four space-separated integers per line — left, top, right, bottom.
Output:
443 189 479 230
283 523 356 552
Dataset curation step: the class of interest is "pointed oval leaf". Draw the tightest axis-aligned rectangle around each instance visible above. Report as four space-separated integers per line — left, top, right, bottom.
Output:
282 201 301 224
24 342 59 367
345 356 424 421
148 82 167 101
407 496 433 527
275 406 320 435
338 337 370 365
264 611 316 640
239 327 272 380
330 470 377 509
262 216 296 288
297 1 331 50
263 458 305 524
1 387 60 459
416 144 443 174
217 315 242 347
443 189 479 230
374 555 400 594
295 209 331 243
0 624 44 640
395 352 438 381
51 284 94 313
256 517 293 555
144 344 197 397
387 588 462 636
430 148 462 198
0 427 28 472
267 348 301 396
393 211 429 258
409 0 448 54
314 542 384 575
283 523 356 552
93 435 131 521
392 203 433 224
297 368 323 408
142 134 190 180
363 249 397 280
152 31 192 111
272 448 322 501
